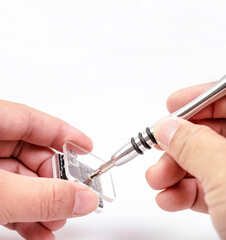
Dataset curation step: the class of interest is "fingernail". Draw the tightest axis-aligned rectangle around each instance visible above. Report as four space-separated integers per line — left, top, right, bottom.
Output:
154 117 180 149
73 190 98 216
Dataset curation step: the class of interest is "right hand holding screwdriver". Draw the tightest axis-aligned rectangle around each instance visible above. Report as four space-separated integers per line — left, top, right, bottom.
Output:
146 82 226 239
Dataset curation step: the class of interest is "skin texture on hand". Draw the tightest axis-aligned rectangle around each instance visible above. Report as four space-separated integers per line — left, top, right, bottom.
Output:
0 100 99 240
145 82 226 239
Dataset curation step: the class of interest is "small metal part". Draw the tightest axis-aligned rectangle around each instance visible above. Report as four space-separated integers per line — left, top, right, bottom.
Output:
88 169 101 181
85 160 115 185
52 142 116 213
84 177 92 186
55 154 104 210
58 154 68 180
84 169 101 185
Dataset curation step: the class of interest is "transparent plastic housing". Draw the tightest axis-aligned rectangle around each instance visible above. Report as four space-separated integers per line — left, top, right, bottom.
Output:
52 142 115 212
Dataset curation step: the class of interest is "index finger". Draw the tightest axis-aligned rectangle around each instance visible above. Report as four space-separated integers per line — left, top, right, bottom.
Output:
166 82 226 119
0 100 93 152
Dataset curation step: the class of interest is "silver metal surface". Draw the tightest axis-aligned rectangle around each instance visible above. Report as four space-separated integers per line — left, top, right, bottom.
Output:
111 143 140 166
89 75 226 180
171 75 226 119
88 160 115 181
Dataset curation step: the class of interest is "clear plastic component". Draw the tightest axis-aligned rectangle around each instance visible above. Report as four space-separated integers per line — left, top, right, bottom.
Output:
52 142 115 212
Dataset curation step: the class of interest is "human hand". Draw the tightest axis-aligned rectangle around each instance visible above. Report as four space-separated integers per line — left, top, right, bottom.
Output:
145 82 226 239
0 100 98 240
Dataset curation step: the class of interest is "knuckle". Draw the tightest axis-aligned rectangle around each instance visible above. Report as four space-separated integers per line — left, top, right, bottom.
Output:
39 181 73 220
40 182 63 220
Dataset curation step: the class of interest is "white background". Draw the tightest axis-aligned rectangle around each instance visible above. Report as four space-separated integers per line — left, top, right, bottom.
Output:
0 0 225 239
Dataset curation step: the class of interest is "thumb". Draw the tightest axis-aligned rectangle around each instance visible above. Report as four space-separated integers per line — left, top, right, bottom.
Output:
153 117 226 189
0 170 98 224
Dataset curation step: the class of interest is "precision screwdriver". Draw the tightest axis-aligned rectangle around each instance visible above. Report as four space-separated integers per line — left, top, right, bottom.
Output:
87 75 226 183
